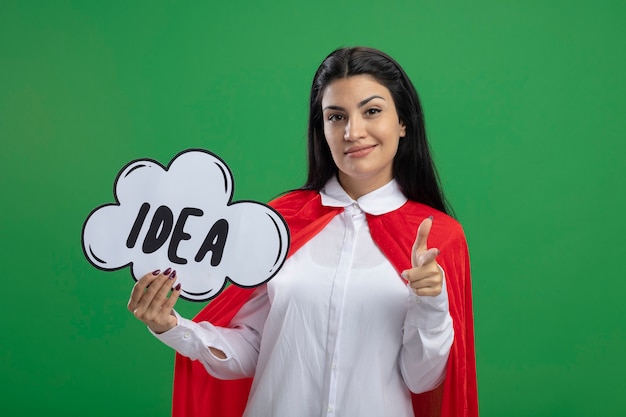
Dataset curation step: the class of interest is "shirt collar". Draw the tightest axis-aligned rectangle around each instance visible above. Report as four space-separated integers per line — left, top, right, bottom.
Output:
319 176 408 215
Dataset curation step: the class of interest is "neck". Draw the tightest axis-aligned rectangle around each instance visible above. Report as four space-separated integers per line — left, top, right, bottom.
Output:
337 173 392 200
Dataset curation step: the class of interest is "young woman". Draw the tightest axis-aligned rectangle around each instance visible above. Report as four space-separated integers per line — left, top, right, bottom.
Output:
128 47 478 417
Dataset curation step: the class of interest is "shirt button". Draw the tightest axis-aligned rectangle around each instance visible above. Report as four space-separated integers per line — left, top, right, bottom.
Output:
331 362 336 370
414 296 422 303
183 332 191 339
327 406 333 413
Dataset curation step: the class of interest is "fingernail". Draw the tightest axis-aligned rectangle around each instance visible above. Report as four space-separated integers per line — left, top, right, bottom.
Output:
163 267 172 275
152 269 161 276
428 215 434 221
169 270 176 279
175 283 181 291
401 271 408 279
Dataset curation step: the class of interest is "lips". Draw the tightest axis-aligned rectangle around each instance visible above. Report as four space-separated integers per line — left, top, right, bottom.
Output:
345 144 377 157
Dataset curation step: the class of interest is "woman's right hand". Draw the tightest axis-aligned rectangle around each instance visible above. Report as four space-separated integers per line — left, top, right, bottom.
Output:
127 268 182 334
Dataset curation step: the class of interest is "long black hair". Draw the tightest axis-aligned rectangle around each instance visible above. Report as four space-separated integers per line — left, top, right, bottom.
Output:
301 46 453 216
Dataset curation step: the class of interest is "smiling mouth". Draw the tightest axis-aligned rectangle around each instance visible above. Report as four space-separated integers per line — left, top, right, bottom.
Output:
345 144 377 157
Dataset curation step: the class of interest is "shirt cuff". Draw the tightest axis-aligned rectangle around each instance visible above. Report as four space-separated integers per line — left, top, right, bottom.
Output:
149 311 229 361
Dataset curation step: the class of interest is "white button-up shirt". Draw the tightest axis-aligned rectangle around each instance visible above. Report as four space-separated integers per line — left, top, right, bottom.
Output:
155 177 454 417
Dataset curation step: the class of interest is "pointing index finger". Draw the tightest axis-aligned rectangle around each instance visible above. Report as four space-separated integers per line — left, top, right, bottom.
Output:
414 215 433 249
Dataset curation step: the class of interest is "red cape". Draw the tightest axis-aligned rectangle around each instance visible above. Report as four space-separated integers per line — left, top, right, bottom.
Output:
172 190 478 417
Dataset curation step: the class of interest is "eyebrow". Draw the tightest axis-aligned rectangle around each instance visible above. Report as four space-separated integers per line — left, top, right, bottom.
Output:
322 95 385 112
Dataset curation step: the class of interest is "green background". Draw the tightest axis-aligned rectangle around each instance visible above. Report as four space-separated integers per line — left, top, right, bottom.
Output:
2 1 625 416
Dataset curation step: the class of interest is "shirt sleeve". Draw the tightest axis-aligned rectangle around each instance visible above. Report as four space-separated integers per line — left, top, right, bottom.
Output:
399 264 455 393
150 285 270 380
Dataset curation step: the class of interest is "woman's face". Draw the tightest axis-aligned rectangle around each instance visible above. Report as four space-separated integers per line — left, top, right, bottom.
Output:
321 75 406 199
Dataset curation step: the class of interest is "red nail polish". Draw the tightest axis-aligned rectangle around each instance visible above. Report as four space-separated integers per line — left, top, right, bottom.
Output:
169 270 176 279
152 269 161 276
175 283 181 291
163 267 172 275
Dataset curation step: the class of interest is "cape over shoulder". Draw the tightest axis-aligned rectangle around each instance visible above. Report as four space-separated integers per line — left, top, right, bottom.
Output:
171 190 478 417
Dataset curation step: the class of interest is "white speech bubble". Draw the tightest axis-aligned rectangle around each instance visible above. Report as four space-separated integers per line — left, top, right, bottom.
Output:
81 149 290 301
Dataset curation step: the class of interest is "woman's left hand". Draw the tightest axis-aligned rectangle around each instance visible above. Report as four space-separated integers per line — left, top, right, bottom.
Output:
401 216 443 297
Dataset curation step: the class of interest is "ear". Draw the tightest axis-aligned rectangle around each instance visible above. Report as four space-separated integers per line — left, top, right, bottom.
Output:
399 120 407 138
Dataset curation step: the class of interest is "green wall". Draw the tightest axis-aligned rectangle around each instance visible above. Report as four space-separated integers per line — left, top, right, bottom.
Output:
2 1 625 416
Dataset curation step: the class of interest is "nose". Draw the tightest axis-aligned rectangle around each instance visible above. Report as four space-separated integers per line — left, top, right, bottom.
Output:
344 116 365 141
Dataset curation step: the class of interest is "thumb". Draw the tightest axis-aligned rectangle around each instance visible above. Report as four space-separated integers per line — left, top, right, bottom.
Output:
412 216 433 267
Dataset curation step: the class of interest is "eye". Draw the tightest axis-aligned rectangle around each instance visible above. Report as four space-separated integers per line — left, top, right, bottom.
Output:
365 108 381 116
327 113 345 122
